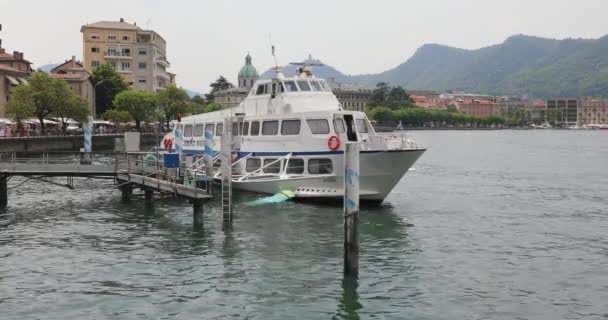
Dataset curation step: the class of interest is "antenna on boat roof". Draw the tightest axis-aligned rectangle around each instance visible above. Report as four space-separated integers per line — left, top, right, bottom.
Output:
268 34 283 78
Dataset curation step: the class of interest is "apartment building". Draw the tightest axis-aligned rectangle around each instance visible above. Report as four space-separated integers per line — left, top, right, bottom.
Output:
546 98 578 126
0 48 33 117
81 18 174 92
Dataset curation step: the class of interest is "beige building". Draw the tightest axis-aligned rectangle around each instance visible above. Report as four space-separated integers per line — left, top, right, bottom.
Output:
330 83 371 112
81 18 173 92
578 99 608 125
0 48 33 117
49 56 95 115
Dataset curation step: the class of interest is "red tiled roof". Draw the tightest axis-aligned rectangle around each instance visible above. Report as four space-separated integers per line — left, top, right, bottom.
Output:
531 101 545 108
0 63 30 75
50 73 89 80
0 52 13 59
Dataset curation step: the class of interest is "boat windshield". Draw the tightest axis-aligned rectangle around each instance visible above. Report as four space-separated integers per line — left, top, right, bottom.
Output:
310 81 322 91
297 80 311 91
283 81 298 92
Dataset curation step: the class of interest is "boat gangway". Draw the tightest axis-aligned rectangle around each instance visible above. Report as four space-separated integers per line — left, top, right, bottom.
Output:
0 152 213 224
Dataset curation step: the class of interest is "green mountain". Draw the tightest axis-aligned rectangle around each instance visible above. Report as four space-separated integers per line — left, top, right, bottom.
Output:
351 34 608 98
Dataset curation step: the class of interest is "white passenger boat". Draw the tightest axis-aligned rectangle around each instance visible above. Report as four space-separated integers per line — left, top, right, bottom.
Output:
161 65 425 203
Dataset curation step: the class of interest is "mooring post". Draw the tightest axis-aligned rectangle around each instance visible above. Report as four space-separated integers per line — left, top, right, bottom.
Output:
120 184 132 201
192 199 204 229
144 189 153 203
344 142 360 277
221 118 233 223
81 116 93 165
0 172 8 209
204 130 214 196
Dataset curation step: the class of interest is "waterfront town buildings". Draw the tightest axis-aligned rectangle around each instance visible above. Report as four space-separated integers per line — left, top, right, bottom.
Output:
330 83 371 112
214 53 259 109
577 99 608 125
448 99 501 117
546 98 578 126
0 48 33 117
81 18 174 92
49 56 95 115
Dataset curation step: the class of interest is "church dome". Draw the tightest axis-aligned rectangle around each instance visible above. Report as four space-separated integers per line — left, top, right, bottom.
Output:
238 53 258 77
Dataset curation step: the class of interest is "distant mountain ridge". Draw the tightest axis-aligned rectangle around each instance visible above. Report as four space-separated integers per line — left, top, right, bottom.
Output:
262 34 608 98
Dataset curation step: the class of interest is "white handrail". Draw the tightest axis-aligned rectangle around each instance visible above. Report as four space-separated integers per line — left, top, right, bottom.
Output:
237 153 292 182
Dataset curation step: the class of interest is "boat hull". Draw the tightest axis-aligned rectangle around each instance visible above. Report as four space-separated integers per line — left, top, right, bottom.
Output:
230 149 425 202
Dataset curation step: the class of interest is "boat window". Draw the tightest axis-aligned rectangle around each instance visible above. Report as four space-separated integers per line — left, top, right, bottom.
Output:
283 81 298 92
265 84 272 94
204 123 215 136
262 120 279 135
281 120 300 135
279 82 285 92
319 80 328 91
356 119 369 133
195 124 205 137
310 81 322 91
184 124 193 137
297 80 311 91
233 122 240 136
334 118 345 133
306 119 330 134
255 85 265 95
308 159 333 174
246 158 261 172
242 122 249 136
216 123 223 136
263 159 281 174
250 121 260 135
286 158 304 174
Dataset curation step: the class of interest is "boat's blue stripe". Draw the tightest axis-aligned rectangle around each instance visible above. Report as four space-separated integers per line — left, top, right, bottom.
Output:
159 149 422 156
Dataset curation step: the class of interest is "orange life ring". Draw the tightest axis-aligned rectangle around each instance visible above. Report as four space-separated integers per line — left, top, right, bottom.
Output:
328 135 341 151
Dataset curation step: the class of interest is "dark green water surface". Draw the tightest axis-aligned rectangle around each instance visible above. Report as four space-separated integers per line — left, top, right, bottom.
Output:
1 130 607 319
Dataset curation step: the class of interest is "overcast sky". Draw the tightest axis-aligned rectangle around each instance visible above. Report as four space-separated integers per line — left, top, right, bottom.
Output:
1 0 607 93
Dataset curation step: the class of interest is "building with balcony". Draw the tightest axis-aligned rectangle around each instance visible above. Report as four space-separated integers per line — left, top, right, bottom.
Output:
578 99 608 125
0 48 33 117
81 18 174 92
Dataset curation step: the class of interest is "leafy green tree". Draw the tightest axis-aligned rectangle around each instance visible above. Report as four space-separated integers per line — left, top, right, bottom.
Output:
54 93 90 132
7 72 86 133
191 95 206 105
368 82 390 109
209 76 233 94
91 63 129 115
368 82 414 110
6 84 35 125
366 106 395 124
102 109 131 129
114 91 157 130
157 85 190 129
203 102 223 113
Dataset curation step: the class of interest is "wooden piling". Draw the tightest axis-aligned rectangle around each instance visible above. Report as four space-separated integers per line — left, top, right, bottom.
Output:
144 189 153 203
0 172 8 209
192 199 204 229
344 143 360 277
120 184 132 201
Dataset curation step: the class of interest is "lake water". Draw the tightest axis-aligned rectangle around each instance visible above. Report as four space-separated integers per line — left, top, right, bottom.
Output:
1 130 607 319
